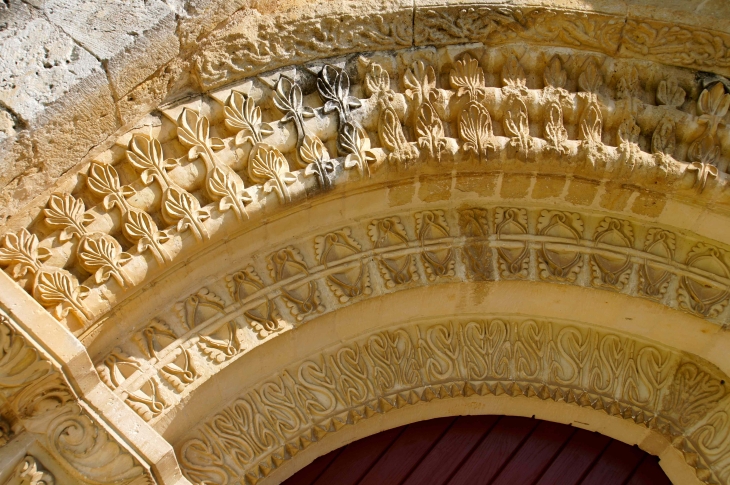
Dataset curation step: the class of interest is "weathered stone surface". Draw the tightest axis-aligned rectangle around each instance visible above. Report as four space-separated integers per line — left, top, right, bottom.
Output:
26 0 175 61
0 0 100 129
106 12 181 99
0 72 118 223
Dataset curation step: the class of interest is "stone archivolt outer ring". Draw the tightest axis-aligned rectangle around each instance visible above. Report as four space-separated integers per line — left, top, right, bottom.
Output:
4 41 730 340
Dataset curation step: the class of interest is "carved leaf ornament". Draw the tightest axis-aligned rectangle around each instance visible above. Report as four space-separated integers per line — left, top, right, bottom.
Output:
3 45 730 334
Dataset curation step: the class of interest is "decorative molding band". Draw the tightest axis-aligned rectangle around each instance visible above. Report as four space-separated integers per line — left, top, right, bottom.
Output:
0 311 151 484
2 43 730 334
97 203 730 434
176 316 730 485
413 5 730 78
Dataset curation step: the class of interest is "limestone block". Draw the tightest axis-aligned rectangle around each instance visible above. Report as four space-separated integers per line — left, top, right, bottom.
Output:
26 0 174 61
0 0 100 129
106 12 181 99
0 72 119 222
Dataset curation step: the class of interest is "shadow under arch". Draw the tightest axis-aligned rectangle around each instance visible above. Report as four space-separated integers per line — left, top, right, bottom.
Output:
165 281 730 485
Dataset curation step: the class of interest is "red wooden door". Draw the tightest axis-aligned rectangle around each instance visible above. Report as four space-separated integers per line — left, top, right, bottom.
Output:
283 416 670 485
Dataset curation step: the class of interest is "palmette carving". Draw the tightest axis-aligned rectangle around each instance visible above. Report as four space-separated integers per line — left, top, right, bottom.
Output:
8 43 730 332
227 267 282 338
459 208 491 280
77 233 133 288
0 229 51 280
678 244 730 318
178 316 730 485
268 247 322 320
249 144 296 204
494 208 529 279
314 229 370 303
225 90 273 147
32 270 91 323
537 211 584 283
590 218 635 291
639 229 676 300
369 217 418 288
415 211 454 280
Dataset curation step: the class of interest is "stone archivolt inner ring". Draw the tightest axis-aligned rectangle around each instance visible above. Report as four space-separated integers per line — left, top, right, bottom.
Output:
173 312 730 485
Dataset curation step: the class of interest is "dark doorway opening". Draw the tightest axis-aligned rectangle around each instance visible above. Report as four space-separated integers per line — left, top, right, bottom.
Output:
283 415 671 485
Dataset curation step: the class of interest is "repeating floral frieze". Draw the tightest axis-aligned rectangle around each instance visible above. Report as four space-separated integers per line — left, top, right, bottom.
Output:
177 316 730 485
4 43 730 335
100 204 730 429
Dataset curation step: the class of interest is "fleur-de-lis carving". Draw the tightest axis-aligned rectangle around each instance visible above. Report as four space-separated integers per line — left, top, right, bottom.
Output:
317 65 361 128
249 144 296 203
501 56 527 93
298 135 335 190
656 79 686 108
176 107 226 173
341 122 378 177
544 56 567 89
162 188 210 242
416 100 447 161
33 269 91 322
688 83 729 177
224 90 273 146
126 134 178 191
450 54 486 102
459 101 493 162
544 102 568 154
578 59 603 94
0 229 51 279
208 166 251 222
123 209 171 265
687 149 719 193
652 117 676 158
580 103 603 149
504 98 533 155
77 233 133 287
274 76 315 155
379 105 419 167
43 194 93 242
87 162 135 214
404 60 437 123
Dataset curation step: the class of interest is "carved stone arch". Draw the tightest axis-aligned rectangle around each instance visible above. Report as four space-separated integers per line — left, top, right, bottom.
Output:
158 283 730 485
3 1 730 484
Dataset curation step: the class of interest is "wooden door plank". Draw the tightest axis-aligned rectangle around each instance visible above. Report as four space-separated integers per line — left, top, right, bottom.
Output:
401 415 498 485
282 448 344 485
490 421 575 485
626 457 672 485
447 416 538 484
534 429 611 485
358 417 456 485
312 426 404 485
580 441 645 485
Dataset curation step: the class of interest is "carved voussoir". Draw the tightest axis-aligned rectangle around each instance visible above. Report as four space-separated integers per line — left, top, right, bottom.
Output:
3 42 730 334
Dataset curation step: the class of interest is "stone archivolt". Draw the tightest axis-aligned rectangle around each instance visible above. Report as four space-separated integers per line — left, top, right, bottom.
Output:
176 316 730 485
3 5 730 484
2 44 730 335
